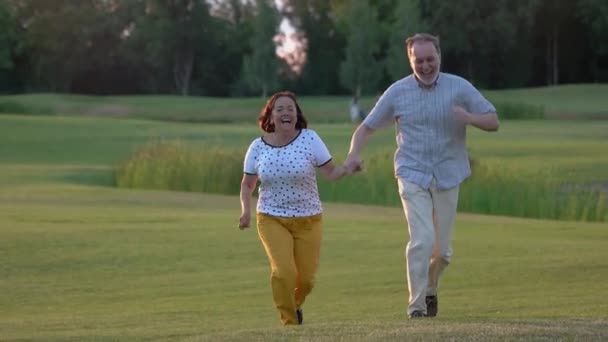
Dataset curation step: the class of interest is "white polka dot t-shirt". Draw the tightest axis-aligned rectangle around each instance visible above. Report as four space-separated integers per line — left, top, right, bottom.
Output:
243 129 332 217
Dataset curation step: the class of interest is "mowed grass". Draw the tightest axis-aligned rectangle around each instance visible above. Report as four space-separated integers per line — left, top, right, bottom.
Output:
108 116 608 221
1 114 607 340
484 84 608 118
1 84 607 123
1 185 607 341
2 115 607 182
2 115 608 222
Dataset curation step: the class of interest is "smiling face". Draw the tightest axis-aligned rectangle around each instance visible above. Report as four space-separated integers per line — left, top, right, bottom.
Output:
409 40 441 86
270 96 298 133
258 91 308 133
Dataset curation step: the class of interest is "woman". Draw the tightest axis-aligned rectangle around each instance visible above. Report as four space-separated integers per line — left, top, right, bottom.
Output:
239 91 357 325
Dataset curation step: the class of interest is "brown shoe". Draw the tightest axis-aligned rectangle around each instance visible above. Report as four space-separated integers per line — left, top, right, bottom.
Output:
426 296 438 317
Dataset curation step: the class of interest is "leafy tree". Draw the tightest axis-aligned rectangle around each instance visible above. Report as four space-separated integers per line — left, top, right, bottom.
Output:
9 0 109 91
421 0 540 87
578 0 608 81
386 0 427 80
124 0 216 95
0 2 22 93
199 8 254 96
282 0 346 95
241 0 280 98
0 2 18 70
339 0 383 96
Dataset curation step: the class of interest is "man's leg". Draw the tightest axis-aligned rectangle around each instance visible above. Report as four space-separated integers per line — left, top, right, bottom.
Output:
397 178 435 316
292 214 323 323
257 213 298 325
427 182 459 302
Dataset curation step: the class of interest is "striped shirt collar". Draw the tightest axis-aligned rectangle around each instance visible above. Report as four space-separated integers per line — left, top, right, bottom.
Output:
413 73 441 90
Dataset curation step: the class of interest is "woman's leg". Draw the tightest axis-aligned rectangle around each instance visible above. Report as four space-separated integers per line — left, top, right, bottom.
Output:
292 214 323 310
257 213 298 325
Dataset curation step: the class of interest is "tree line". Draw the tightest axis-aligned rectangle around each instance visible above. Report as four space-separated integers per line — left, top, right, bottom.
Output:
0 0 607 97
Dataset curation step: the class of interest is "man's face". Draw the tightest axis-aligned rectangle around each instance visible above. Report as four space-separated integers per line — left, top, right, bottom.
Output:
409 41 441 86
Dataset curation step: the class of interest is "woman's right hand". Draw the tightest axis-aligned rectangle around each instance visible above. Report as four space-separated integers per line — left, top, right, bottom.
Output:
239 212 251 230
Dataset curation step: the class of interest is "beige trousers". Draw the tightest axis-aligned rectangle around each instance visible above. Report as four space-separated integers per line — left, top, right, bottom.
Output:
397 178 459 315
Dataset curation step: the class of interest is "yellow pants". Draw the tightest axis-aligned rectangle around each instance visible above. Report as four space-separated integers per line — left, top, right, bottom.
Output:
256 213 323 325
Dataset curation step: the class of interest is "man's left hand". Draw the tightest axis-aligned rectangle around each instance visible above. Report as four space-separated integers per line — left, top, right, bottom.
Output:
453 106 471 125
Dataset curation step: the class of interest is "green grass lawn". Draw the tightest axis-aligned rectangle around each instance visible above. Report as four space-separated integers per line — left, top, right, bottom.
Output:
1 186 607 341
1 113 607 340
2 84 607 123
2 115 606 184
484 84 608 118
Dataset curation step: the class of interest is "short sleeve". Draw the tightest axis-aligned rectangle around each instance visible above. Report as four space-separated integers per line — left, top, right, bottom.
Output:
307 130 332 167
461 79 496 115
362 85 396 129
243 139 259 175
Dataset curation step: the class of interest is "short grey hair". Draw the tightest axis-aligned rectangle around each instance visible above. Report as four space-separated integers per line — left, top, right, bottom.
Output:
406 33 441 58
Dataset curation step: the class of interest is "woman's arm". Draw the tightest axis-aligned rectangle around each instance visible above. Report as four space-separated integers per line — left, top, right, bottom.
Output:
318 160 350 182
239 174 258 229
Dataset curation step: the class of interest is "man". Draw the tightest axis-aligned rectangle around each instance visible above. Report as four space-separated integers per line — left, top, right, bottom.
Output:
345 33 499 319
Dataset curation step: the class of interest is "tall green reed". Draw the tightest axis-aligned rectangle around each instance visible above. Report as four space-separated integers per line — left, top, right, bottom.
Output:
114 141 243 195
493 102 544 120
458 161 607 221
114 142 606 222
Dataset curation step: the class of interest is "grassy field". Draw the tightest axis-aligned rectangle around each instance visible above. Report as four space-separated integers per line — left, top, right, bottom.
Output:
2 115 606 183
484 84 608 118
1 103 607 340
1 186 607 341
2 114 607 221
1 84 607 123
103 116 607 221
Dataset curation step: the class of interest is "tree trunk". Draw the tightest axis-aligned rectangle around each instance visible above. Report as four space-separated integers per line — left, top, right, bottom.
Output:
552 23 559 85
174 48 194 96
546 30 553 85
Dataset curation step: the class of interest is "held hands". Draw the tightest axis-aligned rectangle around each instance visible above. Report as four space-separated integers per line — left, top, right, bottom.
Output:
344 153 364 175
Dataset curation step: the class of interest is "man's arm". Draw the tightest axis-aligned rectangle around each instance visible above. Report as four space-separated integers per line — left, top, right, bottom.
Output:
454 106 499 132
469 112 499 131
346 85 395 169
459 79 500 132
345 124 376 170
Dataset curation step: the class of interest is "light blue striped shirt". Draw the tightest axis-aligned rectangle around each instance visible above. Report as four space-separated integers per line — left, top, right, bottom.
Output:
363 72 496 190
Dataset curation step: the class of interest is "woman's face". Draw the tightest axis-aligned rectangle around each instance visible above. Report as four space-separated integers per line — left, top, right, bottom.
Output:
271 96 298 132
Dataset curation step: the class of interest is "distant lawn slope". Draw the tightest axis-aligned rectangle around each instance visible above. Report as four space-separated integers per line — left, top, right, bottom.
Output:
1 115 607 184
1 84 606 123
484 84 608 119
1 115 606 221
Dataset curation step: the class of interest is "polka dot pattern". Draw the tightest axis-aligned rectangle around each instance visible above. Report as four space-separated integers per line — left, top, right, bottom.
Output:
243 129 332 217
